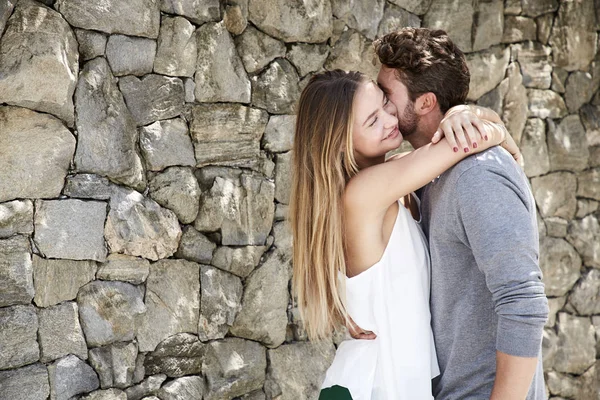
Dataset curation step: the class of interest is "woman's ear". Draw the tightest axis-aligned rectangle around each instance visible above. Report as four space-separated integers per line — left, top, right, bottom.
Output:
415 92 438 116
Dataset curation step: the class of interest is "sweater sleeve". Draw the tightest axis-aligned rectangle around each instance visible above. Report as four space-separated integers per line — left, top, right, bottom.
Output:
454 165 549 357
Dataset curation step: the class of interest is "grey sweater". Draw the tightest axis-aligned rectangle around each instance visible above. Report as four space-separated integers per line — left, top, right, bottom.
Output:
420 147 549 400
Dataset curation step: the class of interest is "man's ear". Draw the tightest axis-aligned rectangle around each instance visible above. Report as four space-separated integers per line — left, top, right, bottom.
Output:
415 92 438 116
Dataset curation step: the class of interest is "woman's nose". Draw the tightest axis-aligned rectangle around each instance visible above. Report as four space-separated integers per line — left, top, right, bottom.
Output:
384 110 398 128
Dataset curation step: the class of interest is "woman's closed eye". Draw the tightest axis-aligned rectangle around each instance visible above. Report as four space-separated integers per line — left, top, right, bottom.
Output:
369 116 378 127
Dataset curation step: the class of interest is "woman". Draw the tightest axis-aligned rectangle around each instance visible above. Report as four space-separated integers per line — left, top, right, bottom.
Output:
289 70 519 399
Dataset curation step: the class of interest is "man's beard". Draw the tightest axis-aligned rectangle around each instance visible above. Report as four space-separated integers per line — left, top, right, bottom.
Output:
398 101 419 138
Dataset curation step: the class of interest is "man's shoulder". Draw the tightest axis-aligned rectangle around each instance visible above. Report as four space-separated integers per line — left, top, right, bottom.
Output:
443 147 525 185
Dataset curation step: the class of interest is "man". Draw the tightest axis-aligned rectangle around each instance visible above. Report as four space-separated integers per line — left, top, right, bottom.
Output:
363 28 548 399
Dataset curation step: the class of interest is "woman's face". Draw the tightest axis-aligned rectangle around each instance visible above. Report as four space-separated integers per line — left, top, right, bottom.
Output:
352 81 402 162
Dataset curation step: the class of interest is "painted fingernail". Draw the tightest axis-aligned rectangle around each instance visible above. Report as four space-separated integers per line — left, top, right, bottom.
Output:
464 147 469 153
453 147 459 152
484 135 489 140
473 142 478 148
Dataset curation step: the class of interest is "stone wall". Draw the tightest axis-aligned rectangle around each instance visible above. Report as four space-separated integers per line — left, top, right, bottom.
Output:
0 0 598 399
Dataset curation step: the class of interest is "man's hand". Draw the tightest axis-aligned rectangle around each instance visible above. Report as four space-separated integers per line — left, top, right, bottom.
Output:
347 317 377 340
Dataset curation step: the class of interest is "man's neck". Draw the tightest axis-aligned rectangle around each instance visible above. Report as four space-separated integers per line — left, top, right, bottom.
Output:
407 111 444 149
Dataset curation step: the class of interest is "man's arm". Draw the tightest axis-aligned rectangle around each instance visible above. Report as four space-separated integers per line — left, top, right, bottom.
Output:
455 162 549 400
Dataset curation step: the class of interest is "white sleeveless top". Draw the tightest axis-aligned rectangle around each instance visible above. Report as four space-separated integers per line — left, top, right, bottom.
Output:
321 197 440 399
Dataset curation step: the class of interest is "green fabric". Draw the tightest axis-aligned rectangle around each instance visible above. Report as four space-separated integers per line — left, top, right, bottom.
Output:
319 385 353 400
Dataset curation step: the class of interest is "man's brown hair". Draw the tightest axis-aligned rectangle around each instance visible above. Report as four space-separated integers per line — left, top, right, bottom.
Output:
374 28 470 113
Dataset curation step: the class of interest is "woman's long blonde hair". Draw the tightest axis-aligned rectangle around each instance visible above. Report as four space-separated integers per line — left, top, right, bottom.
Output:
290 70 365 340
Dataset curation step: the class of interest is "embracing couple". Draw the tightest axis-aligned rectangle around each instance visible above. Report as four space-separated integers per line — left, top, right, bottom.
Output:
290 28 549 400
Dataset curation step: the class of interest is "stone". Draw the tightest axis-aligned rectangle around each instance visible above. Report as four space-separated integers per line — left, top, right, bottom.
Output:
211 246 266 278
0 200 33 238
144 333 205 377
274 152 292 205
581 104 600 146
266 341 336 400
48 355 99 400
502 16 536 43
235 25 286 74
536 210 546 238
199 265 243 341
594 317 600 356
241 390 266 400
195 171 275 246
546 297 566 327
106 35 156 77
536 13 553 44
553 313 596 374
547 115 589 172
38 302 87 363
0 305 39 370
105 187 181 261
96 254 150 285
502 63 528 144
248 0 331 43
576 199 599 218
32 256 96 308
377 3 420 38
154 16 196 77
0 1 78 125
0 236 33 307
332 0 384 40
77 281 146 347
286 43 329 77
34 199 108 261
80 388 127 400
539 237 581 297
477 78 508 116
504 0 521 14
89 342 138 389
157 376 204 400
549 0 598 71
569 269 600 315
545 217 568 238
56 0 160 38
0 107 75 202
0 0 15 36
262 115 295 153
387 0 430 15
74 58 144 189
203 338 266 400
137 260 200 352
520 118 550 178
512 42 552 89
273 221 292 258
551 67 568 93
565 71 595 113
139 118 196 172
195 22 250 103
124 374 167 400
252 59 300 115
325 29 379 80
531 172 576 219
522 0 558 17
230 251 290 348
577 168 600 201
542 328 558 371
75 29 107 61
466 46 510 101
547 365 598 399
472 0 503 52
175 226 216 264
148 167 200 224
527 89 567 119
160 0 220 25
224 2 247 35
422 0 474 53
0 364 50 400
119 74 185 126
567 215 600 269
64 174 114 200
184 78 195 102
275 204 288 221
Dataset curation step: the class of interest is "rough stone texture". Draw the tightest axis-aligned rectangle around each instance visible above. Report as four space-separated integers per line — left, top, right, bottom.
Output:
527 89 568 119
252 59 300 115
502 63 528 144
56 0 160 38
195 22 250 103
551 67 568 93
235 26 286 74
520 118 550 178
332 0 384 40
581 104 600 146
539 237 582 297
567 215 600 269
34 199 108 261
477 77 508 116
211 246 266 278
569 269 600 315
38 302 87 363
0 200 33 238
262 115 295 153
144 333 205 378
160 0 220 25
502 16 536 43
230 251 290 348
576 199 599 219
80 388 127 400
198 265 243 341
190 104 268 166
175 226 216 264
286 43 329 77
47 355 99 400
89 342 138 389
0 1 78 126
0 305 39 370
531 172 577 220
565 71 596 113
0 107 75 203
273 221 292 258
512 42 552 89
77 281 146 347
546 297 566 328
545 217 568 238
148 167 200 224
0 236 34 307
203 338 266 400
74 58 144 190
387 0 430 15
0 0 16 36
422 0 474 53
0 364 50 400
577 168 600 201
325 29 379 81
553 313 596 375
139 118 196 172
466 46 510 101
195 171 275 246
119 74 185 127
472 0 503 52
106 35 156 77
96 254 150 285
547 364 598 399
377 3 420 38
265 341 336 400
547 115 590 172
137 260 200 352
63 174 114 200
224 1 247 35
522 0 558 18
274 152 292 204
157 376 204 400
105 187 181 261
75 29 107 61
124 374 167 400
154 16 196 78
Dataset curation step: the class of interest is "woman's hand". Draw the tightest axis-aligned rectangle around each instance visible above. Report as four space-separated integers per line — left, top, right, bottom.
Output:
431 105 491 153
